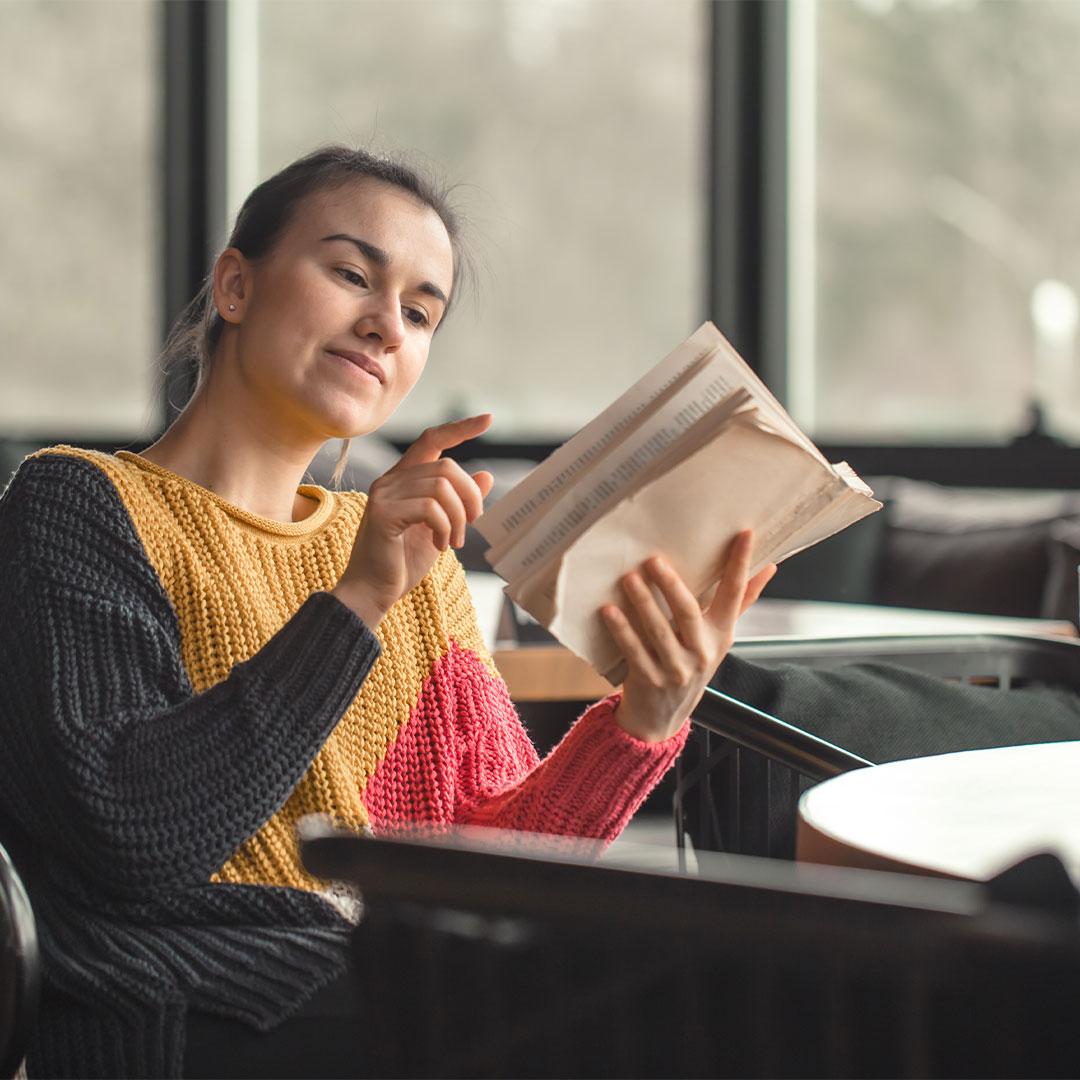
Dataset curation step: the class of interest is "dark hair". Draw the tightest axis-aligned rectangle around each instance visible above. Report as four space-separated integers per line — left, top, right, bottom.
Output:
160 144 467 410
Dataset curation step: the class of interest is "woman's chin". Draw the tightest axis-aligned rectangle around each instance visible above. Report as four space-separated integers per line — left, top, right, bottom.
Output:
307 398 389 441
318 419 377 442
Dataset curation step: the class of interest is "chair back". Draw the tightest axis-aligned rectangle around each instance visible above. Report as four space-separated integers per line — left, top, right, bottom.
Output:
301 825 1080 1079
0 842 39 1080
677 633 1080 859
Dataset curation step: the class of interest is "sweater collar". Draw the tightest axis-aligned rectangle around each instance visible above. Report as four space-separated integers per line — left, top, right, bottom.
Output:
115 450 339 538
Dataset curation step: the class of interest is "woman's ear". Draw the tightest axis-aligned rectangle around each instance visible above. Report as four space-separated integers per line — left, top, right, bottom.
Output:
213 248 251 323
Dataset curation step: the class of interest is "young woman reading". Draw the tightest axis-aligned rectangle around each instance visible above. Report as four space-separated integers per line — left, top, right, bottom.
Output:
0 146 773 1078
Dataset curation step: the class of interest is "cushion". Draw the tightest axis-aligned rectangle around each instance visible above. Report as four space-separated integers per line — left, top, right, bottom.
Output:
767 500 891 604
874 478 1080 618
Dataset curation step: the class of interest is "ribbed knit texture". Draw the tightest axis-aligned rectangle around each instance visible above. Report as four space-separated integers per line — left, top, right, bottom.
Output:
0 448 686 1078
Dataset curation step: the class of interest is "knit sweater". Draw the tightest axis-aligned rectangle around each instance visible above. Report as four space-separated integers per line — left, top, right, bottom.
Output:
0 448 687 1079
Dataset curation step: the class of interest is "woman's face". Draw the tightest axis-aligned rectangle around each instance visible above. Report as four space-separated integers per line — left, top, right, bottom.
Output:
218 179 454 442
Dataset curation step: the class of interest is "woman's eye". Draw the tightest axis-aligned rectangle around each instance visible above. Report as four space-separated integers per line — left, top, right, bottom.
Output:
404 307 429 328
335 268 368 288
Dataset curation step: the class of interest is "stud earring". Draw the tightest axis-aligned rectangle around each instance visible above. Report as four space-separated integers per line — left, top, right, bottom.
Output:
228 304 237 312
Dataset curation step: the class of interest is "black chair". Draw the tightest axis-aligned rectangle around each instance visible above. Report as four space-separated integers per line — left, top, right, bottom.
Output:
675 633 1080 862
300 822 1080 1079
0 841 39 1080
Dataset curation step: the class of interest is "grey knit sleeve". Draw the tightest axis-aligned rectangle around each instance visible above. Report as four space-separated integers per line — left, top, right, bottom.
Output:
0 454 380 898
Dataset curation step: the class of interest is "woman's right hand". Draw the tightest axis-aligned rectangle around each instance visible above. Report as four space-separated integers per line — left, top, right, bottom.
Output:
331 414 495 628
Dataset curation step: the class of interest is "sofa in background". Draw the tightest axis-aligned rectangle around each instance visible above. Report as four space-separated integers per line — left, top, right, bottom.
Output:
768 476 1080 624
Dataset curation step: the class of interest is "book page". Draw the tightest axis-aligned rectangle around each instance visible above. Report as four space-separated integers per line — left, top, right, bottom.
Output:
699 330 826 462
476 324 722 547
476 322 828 552
511 414 880 683
487 388 753 583
478 321 881 682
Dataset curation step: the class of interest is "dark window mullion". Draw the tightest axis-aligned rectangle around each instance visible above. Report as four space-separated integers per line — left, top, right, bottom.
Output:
161 0 228 428
708 1 788 387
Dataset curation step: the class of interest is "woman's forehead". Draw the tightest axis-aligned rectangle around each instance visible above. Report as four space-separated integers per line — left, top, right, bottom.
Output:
281 181 454 295
300 182 450 256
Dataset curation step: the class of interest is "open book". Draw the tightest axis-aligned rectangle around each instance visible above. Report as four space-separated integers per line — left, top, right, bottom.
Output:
475 322 882 685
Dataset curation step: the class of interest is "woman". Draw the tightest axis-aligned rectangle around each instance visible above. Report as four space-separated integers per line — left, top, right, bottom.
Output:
0 146 773 1078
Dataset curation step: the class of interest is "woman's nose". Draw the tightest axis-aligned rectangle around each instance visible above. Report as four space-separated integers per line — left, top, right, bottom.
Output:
355 297 406 351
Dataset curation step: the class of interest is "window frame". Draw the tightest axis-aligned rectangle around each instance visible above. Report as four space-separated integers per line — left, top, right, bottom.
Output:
0 0 219 465
9 0 1077 490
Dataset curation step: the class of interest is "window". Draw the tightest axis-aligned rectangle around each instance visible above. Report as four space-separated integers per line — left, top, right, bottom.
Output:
246 0 708 439
0 0 160 438
788 0 1080 445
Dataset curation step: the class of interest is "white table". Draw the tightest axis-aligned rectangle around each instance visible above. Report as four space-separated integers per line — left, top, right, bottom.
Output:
797 741 1080 884
734 598 1076 640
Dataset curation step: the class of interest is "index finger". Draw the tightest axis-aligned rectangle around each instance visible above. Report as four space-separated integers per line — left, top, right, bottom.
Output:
704 529 754 626
399 413 493 467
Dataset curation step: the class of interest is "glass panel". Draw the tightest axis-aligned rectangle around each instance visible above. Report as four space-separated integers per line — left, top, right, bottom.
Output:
0 0 160 438
252 0 707 439
790 0 1080 444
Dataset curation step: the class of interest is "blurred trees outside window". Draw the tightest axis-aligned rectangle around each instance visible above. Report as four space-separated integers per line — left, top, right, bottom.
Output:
792 0 1080 444
0 0 160 439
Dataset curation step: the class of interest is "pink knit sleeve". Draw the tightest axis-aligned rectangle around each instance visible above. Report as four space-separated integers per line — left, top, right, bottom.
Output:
429 551 688 844
452 646 688 843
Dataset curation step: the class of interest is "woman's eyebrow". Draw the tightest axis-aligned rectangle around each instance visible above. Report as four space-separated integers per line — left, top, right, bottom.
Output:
417 281 448 305
320 232 448 306
320 233 388 267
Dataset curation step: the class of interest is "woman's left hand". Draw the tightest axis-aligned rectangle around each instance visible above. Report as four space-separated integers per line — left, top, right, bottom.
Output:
601 530 776 744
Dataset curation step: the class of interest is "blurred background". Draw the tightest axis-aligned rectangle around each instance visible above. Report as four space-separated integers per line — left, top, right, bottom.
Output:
7 0 1080 604
9 0 1080 860
5 0 1080 451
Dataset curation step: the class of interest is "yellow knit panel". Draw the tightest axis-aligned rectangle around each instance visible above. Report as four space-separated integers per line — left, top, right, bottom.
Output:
428 548 501 681
35 448 446 892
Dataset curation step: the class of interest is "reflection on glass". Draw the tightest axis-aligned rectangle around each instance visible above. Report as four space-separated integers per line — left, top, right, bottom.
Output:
254 0 707 439
790 0 1080 443
0 0 159 438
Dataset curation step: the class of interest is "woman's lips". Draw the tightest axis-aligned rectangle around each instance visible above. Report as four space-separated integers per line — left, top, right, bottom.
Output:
326 349 386 384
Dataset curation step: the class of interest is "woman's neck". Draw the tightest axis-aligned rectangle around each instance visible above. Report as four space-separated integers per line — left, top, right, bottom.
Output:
140 383 323 524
